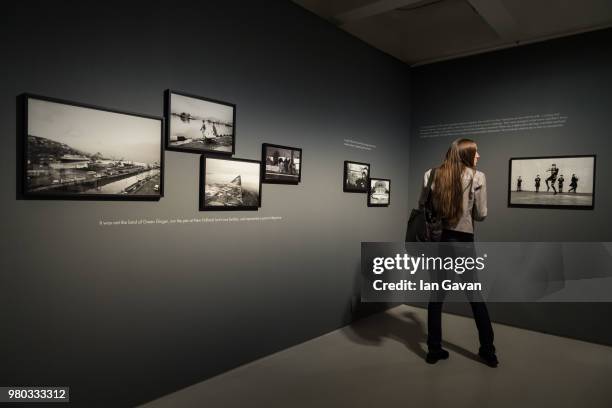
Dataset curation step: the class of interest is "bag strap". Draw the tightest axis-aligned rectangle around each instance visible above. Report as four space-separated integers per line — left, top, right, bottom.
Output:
467 168 476 226
419 168 436 208
465 168 475 198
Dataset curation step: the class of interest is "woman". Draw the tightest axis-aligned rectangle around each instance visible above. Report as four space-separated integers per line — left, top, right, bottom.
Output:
420 138 498 367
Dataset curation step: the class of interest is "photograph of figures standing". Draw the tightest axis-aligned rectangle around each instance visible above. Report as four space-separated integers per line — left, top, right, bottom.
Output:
343 161 370 192
262 144 301 184
24 96 163 199
167 91 234 154
200 157 261 210
368 178 390 206
509 155 595 208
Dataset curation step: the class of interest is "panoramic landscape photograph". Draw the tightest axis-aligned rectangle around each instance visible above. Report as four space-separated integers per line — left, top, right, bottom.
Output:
25 96 163 199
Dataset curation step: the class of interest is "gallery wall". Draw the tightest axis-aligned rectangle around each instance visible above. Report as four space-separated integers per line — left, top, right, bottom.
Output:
408 28 612 345
0 1 410 406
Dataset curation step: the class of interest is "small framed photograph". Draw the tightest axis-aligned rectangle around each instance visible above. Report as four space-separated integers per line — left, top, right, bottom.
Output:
165 89 235 155
261 143 302 184
508 155 596 209
343 161 370 193
200 156 261 211
22 93 164 201
368 178 390 207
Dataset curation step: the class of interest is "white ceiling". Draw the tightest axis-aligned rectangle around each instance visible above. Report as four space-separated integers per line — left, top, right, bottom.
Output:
293 0 612 65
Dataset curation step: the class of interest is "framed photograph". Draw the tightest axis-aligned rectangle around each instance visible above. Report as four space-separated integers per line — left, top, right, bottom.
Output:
368 178 390 207
200 156 261 211
165 89 235 155
343 161 370 193
508 155 596 209
261 143 302 184
22 94 164 201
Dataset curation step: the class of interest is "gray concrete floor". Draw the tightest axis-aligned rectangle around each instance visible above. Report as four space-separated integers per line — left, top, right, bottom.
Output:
140 305 612 408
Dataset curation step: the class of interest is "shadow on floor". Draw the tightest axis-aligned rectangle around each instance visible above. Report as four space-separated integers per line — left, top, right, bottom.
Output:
342 308 480 363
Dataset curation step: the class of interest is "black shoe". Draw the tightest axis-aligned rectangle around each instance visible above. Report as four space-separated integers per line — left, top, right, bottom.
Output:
478 350 499 367
426 349 449 364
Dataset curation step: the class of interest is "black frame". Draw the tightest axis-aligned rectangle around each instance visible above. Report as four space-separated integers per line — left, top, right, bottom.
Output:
199 155 262 211
20 93 164 201
261 143 302 185
507 154 596 210
165 89 236 156
343 160 370 193
368 178 391 207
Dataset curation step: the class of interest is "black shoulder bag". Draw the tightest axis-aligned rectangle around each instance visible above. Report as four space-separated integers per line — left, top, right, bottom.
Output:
405 168 442 242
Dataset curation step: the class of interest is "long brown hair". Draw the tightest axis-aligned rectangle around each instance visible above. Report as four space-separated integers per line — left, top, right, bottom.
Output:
432 138 477 225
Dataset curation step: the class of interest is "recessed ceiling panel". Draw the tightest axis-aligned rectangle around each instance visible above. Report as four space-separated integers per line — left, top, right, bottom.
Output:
342 0 503 64
292 0 612 64
501 0 612 39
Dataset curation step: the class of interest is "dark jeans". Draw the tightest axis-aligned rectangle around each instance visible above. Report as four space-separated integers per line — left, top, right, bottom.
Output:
427 229 495 353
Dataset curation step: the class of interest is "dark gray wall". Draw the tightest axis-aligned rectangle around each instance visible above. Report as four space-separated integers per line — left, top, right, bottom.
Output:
409 29 612 345
0 1 410 406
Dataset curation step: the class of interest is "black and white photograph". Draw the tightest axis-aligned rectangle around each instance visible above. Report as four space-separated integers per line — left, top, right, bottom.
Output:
262 143 302 184
368 178 390 207
23 94 163 200
200 157 261 211
343 161 370 192
165 90 235 155
508 155 596 209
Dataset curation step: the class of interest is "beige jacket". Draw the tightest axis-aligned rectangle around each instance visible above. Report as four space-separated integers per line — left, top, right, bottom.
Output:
421 168 487 234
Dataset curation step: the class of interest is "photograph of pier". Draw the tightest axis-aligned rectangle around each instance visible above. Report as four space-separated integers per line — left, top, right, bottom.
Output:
24 96 163 199
262 143 302 184
200 157 260 211
167 91 235 154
